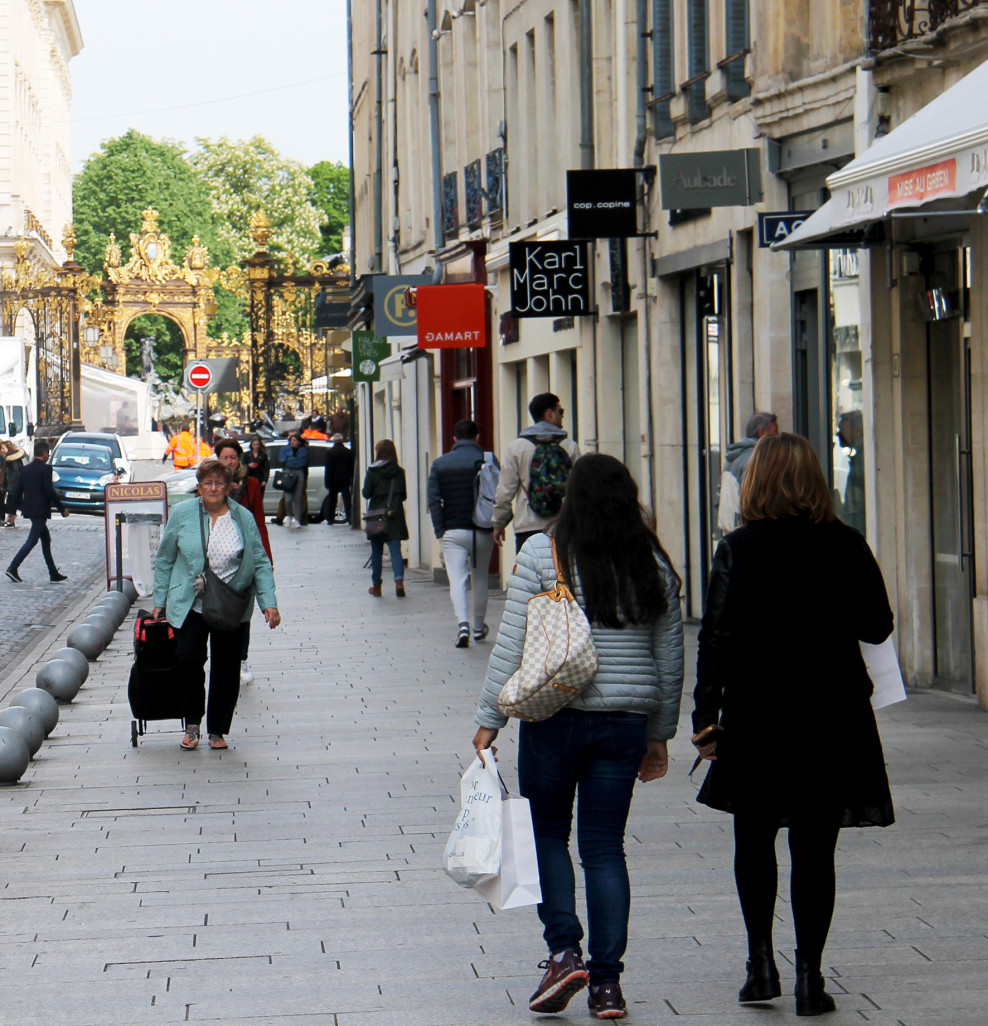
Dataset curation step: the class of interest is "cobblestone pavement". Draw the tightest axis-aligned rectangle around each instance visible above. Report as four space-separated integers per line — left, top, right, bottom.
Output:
0 518 107 668
0 522 986 1024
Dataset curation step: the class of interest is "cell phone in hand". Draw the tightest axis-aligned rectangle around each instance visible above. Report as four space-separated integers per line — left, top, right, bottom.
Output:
692 724 725 746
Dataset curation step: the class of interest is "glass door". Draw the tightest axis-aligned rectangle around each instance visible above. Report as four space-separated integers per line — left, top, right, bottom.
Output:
927 247 974 692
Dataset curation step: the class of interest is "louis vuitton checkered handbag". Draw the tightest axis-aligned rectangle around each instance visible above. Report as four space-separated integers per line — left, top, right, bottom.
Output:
497 538 600 722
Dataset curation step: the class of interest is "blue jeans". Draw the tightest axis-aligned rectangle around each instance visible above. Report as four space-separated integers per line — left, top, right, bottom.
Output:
10 518 58 575
369 537 404 585
518 708 648 984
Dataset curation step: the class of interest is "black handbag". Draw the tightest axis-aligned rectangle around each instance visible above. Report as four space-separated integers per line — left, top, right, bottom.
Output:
363 478 396 540
198 501 252 632
274 468 298 491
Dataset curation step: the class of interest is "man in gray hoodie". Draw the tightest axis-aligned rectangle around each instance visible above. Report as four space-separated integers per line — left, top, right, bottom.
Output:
492 392 580 553
715 411 778 533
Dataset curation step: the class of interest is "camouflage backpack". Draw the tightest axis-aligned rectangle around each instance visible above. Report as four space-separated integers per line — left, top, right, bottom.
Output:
525 438 572 517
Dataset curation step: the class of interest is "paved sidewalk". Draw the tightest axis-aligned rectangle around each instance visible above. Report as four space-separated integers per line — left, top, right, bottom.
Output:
0 522 986 1025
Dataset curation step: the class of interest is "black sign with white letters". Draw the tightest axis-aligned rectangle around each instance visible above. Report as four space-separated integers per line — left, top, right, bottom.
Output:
758 211 814 248
566 169 639 239
509 241 592 319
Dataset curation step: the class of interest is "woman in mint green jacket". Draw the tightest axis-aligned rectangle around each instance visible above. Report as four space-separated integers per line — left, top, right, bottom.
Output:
153 458 280 751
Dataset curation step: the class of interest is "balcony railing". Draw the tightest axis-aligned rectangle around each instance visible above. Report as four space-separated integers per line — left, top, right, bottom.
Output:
870 0 984 52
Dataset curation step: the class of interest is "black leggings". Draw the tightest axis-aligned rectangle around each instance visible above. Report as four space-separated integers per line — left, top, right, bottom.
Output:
733 809 842 965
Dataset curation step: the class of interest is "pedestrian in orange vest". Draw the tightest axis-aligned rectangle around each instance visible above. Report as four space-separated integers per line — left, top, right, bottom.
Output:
163 425 204 469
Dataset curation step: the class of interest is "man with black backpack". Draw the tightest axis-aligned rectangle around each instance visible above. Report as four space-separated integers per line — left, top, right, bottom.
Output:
492 392 580 553
427 419 498 649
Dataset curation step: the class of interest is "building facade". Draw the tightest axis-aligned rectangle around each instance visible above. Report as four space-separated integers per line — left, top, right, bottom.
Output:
350 0 988 708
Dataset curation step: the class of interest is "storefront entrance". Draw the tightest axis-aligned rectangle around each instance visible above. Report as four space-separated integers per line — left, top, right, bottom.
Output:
926 246 975 693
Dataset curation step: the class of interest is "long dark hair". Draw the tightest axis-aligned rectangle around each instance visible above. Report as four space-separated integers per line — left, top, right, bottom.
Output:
553 453 679 628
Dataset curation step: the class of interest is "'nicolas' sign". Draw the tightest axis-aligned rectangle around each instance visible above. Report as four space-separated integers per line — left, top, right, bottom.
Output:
510 241 592 319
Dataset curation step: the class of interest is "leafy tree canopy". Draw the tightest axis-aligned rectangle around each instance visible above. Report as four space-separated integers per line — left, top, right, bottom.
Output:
73 129 235 279
308 160 350 256
189 135 324 270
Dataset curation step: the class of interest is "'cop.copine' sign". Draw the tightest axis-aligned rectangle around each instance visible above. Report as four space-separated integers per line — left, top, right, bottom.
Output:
566 169 639 239
510 241 591 319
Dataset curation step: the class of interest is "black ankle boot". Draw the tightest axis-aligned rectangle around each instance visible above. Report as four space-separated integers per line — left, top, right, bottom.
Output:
738 938 781 1003
794 949 836 1016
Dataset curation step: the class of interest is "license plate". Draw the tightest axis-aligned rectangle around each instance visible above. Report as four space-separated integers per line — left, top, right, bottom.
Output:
66 491 91 499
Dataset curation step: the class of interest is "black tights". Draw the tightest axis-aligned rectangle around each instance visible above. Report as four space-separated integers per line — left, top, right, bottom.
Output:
733 810 842 967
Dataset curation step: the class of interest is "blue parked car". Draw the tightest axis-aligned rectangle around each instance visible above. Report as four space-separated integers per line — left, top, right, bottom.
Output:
49 443 123 514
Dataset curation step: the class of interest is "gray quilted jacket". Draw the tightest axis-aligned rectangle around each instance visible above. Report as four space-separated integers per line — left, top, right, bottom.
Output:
476 532 684 741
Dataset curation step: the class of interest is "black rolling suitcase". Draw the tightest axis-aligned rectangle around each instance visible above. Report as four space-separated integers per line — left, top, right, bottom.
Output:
128 608 183 746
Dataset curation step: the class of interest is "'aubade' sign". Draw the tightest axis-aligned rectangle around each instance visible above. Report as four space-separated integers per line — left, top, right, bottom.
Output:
659 149 762 210
509 241 591 319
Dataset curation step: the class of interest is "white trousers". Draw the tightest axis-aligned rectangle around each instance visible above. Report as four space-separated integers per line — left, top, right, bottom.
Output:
441 529 494 629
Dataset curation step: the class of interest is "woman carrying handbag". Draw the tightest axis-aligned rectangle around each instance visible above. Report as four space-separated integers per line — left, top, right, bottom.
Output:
152 458 280 751
692 432 895 1017
472 453 684 1019
361 438 408 598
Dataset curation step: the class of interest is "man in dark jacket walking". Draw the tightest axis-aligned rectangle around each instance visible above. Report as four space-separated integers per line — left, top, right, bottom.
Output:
324 433 355 526
427 420 495 649
6 442 68 583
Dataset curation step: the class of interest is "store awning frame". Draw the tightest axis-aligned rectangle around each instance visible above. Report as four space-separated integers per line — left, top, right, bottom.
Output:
774 58 988 251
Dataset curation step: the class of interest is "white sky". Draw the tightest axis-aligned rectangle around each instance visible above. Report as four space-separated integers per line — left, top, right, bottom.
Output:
69 0 350 174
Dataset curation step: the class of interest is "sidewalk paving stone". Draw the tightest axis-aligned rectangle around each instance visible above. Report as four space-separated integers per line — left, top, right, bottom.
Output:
1 523 987 1024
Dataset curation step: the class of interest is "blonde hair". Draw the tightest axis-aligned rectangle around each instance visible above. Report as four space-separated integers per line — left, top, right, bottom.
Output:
740 432 835 524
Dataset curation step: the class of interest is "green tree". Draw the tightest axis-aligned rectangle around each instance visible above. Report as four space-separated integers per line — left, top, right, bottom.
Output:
72 130 234 280
73 130 248 362
308 160 350 255
189 135 324 269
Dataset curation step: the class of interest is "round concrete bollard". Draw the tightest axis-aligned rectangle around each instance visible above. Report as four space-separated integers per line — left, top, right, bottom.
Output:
95 598 125 630
53 646 90 684
109 579 139 603
85 612 117 646
0 726 31 784
67 623 104 661
101 590 132 619
0 706 44 757
13 688 59 737
36 659 84 703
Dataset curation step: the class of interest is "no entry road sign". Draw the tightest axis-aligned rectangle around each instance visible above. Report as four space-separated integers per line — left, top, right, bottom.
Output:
186 362 213 391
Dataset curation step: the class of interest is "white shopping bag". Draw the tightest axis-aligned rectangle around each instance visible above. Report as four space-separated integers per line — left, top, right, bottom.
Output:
475 794 542 910
861 637 907 709
443 749 502 888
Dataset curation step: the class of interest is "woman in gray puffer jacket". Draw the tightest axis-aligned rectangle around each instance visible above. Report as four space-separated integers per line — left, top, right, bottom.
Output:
473 453 684 1021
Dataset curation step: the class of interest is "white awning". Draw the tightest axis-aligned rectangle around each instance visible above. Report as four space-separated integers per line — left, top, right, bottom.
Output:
778 58 988 249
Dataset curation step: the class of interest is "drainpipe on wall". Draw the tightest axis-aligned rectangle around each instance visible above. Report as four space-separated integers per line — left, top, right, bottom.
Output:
579 1 598 451
373 0 384 273
427 0 445 282
634 0 656 505
346 0 357 291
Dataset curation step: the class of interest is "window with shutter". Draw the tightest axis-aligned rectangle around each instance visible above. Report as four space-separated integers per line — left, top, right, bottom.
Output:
723 0 750 101
686 0 711 124
651 0 675 139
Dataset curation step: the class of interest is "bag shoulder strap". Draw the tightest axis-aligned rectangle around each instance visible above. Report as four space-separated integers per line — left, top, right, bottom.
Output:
198 499 211 573
549 535 566 585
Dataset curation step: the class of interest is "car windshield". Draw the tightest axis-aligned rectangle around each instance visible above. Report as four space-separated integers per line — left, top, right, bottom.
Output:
53 446 113 470
70 435 120 457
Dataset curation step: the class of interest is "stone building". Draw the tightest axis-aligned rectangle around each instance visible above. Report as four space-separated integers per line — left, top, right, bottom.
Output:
0 0 81 268
350 0 988 707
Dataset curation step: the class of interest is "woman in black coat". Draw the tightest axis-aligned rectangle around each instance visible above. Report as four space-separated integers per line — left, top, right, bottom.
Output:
361 438 408 598
692 432 894 1018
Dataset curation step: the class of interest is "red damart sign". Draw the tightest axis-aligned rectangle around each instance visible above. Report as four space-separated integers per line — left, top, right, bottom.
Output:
887 158 957 210
415 284 487 349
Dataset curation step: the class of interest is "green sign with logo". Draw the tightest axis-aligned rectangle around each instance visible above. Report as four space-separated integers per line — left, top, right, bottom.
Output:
351 330 391 382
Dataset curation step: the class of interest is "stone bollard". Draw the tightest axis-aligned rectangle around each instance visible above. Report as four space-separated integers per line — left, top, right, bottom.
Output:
84 612 117 647
12 689 59 737
101 590 132 621
53 646 90 685
67 623 104 661
0 706 44 757
37 659 84 703
0 727 31 784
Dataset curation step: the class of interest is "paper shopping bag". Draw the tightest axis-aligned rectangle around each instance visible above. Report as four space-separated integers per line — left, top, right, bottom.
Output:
861 637 907 709
475 796 542 910
443 750 502 888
